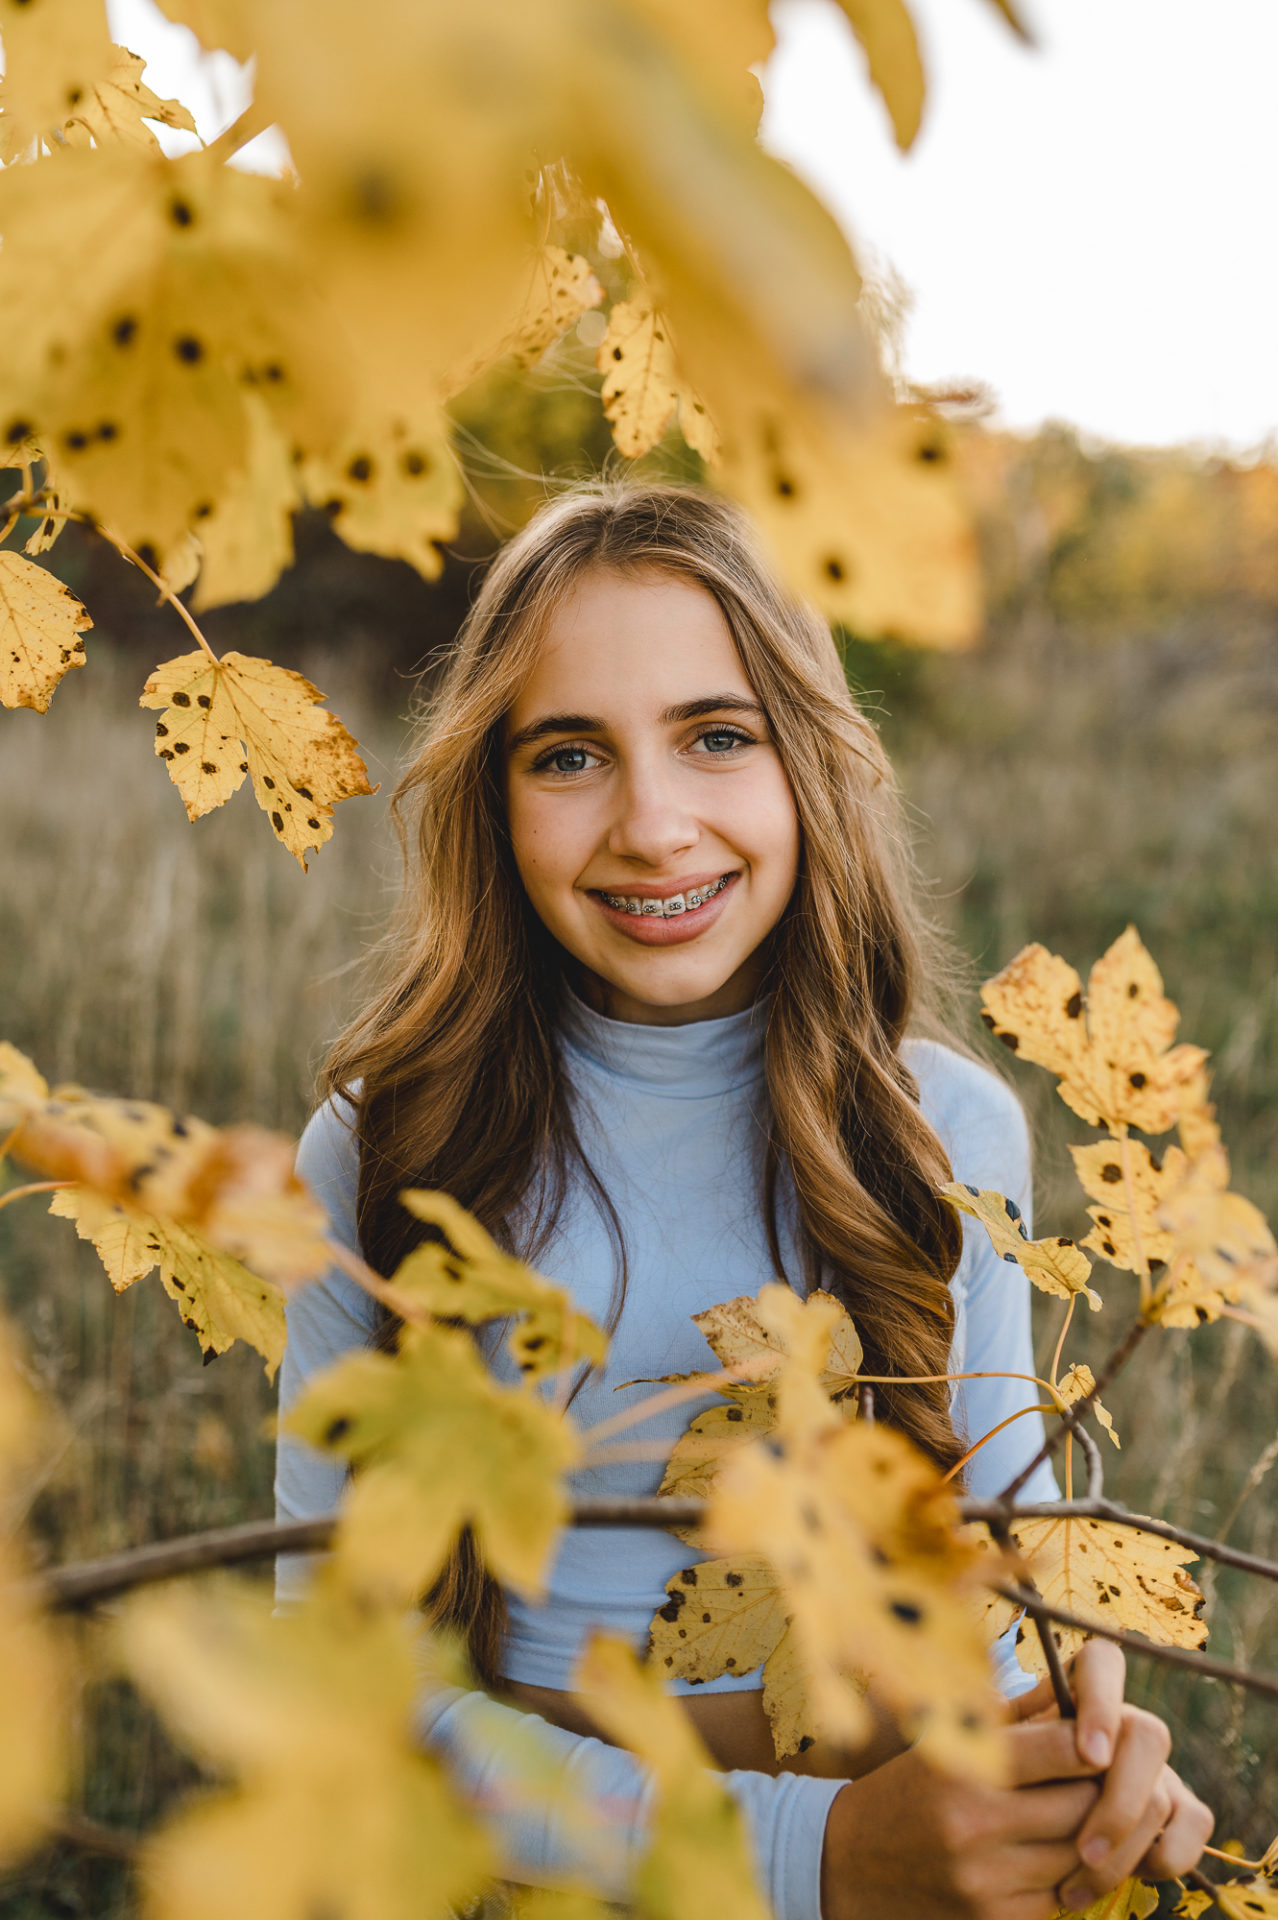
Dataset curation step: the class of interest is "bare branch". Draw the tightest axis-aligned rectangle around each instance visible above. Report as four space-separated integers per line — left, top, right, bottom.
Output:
991 1579 1278 1703
996 1314 1148 1502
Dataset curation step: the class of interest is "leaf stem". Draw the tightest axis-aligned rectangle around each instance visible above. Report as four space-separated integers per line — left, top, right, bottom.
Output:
995 1313 1148 1502
1049 1293 1077 1392
94 523 219 663
583 1359 773 1447
939 1404 1057 1485
0 1180 71 1215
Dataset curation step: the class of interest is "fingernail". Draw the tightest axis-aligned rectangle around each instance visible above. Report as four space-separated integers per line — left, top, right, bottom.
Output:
1081 1835 1111 1868
1080 1726 1112 1767
1061 1879 1093 1912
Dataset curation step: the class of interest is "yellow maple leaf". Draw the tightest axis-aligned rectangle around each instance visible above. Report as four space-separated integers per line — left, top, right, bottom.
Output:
1174 1889 1216 1919
836 0 926 151
0 1538 67 1869
0 0 113 160
118 1580 492 1920
1157 1145 1278 1350
140 649 375 868
56 44 197 153
0 1047 330 1288
710 1421 1005 1779
981 929 1207 1135
943 1182 1101 1309
49 1188 287 1380
0 147 341 557
0 552 92 713
445 243 605 396
978 1515 1206 1678
394 1190 606 1378
302 408 461 584
658 1391 776 1505
597 297 718 461
1056 1363 1120 1449
190 394 299 613
1071 1138 1185 1274
1051 1880 1159 1920
1215 1881 1278 1919
691 1284 864 1404
285 1320 578 1602
575 1634 772 1920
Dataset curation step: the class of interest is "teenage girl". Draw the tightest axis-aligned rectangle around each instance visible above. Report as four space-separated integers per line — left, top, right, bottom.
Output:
275 485 1212 1920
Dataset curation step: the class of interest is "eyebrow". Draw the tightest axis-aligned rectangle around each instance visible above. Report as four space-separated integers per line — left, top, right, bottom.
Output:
506 695 767 757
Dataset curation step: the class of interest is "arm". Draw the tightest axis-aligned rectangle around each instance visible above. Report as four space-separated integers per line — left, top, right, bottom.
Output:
276 1100 845 1920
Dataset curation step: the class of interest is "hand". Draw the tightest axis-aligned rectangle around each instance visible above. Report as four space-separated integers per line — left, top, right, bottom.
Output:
1014 1640 1213 1913
818 1639 1213 1920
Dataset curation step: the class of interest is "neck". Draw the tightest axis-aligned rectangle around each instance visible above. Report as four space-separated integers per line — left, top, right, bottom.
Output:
571 953 768 1026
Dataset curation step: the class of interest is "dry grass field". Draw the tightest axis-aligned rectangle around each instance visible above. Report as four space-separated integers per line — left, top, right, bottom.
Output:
1 594 1275 1914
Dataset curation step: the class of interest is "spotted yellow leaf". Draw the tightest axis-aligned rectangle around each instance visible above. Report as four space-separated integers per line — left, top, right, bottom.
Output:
1051 1881 1159 1920
978 1515 1206 1678
285 1320 578 1602
0 552 92 713
658 1391 776 1504
597 297 717 461
55 44 197 153
191 395 298 612
119 1580 492 1920
394 1189 607 1379
49 1188 287 1379
648 1555 816 1756
574 1634 772 1920
1071 1138 1185 1274
836 0 925 150
445 244 605 395
692 1284 864 1404
1174 1890 1215 1919
140 649 374 868
0 0 113 160
943 1183 1101 1309
981 929 1207 1135
0 1051 329 1289
1158 1145 1278 1351
709 1421 1004 1779
302 408 461 583
1056 1363 1120 1448
1215 1881 1278 1919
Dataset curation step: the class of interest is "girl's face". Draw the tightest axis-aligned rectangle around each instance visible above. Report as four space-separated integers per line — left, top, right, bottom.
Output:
504 566 801 1025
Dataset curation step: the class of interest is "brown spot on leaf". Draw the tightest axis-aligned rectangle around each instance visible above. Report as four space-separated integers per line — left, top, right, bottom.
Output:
271 810 284 832
171 690 191 706
174 335 204 364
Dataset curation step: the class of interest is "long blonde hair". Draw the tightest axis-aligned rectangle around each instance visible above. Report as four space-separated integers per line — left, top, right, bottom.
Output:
326 483 966 1671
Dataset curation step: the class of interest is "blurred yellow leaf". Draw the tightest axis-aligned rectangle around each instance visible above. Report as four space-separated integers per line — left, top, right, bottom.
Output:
575 1634 772 1920
978 1515 1206 1678
981 928 1208 1135
0 0 113 159
691 1284 863 1404
285 1320 578 1601
150 0 255 62
0 1049 330 1287
302 408 461 584
597 296 717 460
835 0 926 150
0 147 339 556
1215 1882 1278 1920
190 395 298 612
1051 1881 1159 1920
394 1189 608 1379
49 1188 287 1379
710 1420 1004 1779
119 1580 492 1920
0 1540 66 1869
446 243 605 396
140 649 374 868
0 552 91 713
943 1182 1101 1309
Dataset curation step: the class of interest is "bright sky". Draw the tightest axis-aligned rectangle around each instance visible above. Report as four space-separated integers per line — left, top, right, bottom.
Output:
108 0 1278 453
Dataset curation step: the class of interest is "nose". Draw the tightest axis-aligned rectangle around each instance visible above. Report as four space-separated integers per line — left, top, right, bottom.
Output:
606 754 699 869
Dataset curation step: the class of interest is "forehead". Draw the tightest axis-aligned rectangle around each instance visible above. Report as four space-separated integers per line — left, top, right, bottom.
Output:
507 567 754 725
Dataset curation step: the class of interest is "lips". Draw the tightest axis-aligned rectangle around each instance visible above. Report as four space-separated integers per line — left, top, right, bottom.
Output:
587 871 740 945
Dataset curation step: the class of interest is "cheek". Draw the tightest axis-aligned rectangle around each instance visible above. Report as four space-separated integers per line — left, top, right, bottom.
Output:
506 790 588 896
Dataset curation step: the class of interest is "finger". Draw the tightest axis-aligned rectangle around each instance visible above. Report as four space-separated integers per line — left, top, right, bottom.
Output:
1003 1779 1100 1844
1061 1789 1170 1909
1068 1636 1127 1770
1073 1710 1173 1885
1007 1673 1061 1724
1007 1717 1109 1787
965 1839 1083 1900
1139 1772 1215 1880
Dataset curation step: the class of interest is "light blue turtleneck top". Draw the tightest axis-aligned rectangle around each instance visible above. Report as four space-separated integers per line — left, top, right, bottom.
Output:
275 996 1059 1918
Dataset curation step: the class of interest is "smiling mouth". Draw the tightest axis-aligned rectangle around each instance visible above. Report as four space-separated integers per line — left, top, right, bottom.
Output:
595 873 734 919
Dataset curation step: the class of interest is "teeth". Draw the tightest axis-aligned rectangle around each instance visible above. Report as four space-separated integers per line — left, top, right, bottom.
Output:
601 874 732 917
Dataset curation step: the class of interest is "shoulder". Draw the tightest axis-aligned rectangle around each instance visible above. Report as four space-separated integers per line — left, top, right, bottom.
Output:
901 1036 1030 1195
295 1089 361 1252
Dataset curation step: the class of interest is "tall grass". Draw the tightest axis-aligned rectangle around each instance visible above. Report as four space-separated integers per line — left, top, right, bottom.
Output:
1 600 1275 1912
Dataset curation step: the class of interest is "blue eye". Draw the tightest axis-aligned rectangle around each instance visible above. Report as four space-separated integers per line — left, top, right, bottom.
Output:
699 727 750 754
536 744 595 776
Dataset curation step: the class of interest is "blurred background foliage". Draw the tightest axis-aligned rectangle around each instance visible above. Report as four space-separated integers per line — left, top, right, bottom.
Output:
1 337 1276 1911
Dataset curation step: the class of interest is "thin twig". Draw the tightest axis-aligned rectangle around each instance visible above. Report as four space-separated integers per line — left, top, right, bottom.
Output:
94 523 219 663
991 1579 1278 1703
996 1314 1148 1502
961 1494 1278 1587
986 1507 1075 1717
